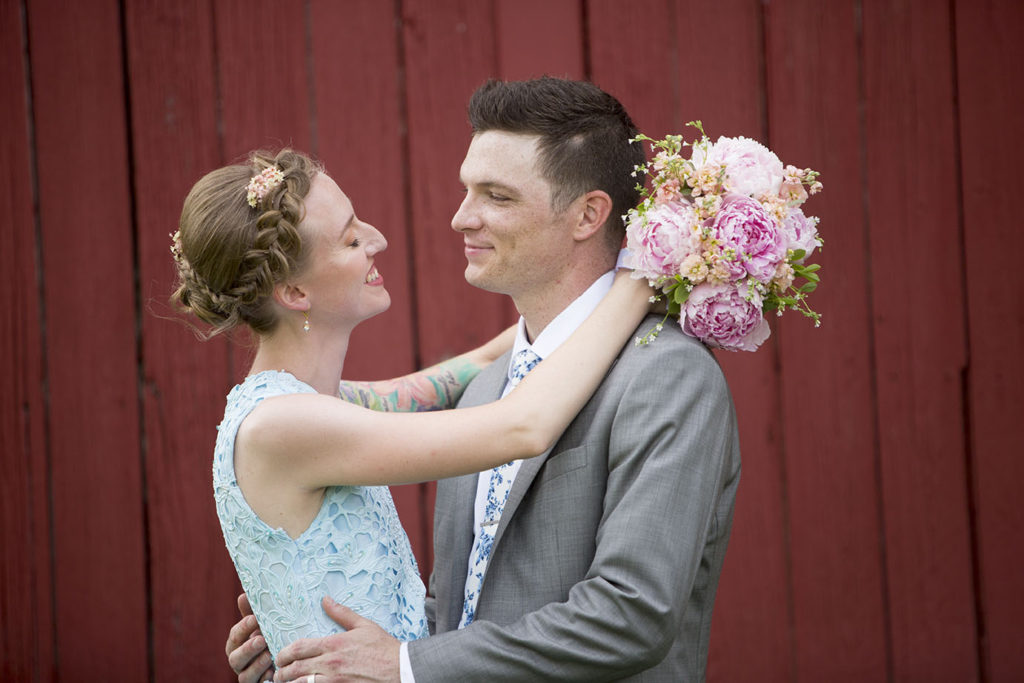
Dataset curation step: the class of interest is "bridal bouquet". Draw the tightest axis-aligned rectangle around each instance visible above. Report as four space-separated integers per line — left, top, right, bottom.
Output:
624 122 823 352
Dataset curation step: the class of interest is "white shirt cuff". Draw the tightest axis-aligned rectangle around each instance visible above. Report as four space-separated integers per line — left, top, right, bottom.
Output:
399 642 416 683
616 247 634 270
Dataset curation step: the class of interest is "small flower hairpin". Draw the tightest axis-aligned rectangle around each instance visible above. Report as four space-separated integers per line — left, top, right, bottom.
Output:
169 229 183 262
246 166 285 208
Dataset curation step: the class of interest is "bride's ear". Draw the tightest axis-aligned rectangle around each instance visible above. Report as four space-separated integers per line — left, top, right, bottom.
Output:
273 281 310 312
571 190 613 242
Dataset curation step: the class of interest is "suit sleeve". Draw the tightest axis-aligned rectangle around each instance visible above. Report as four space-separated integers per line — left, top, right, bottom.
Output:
423 571 436 635
407 334 741 680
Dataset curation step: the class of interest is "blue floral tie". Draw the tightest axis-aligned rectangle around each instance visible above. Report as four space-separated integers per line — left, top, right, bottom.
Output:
459 348 542 627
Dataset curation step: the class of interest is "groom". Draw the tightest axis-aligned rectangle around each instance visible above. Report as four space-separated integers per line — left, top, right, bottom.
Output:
228 76 741 682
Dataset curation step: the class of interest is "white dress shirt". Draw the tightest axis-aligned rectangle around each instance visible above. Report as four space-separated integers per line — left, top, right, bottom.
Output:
399 271 615 682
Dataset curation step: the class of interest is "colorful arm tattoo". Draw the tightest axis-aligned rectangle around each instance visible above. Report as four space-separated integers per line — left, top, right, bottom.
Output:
338 355 486 413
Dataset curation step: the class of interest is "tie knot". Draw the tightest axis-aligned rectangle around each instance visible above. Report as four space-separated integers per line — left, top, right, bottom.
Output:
509 348 542 385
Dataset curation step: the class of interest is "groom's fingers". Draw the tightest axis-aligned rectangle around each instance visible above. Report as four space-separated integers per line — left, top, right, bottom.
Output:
230 595 274 683
235 646 274 683
272 638 321 683
237 592 254 617
275 637 313 669
226 616 272 683
321 596 369 630
226 614 259 658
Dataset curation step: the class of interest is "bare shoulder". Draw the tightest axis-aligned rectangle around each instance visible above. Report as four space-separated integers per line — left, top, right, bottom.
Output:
235 392 360 462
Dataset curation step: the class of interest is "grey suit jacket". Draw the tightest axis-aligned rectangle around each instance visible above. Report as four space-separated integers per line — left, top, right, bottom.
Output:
408 315 741 681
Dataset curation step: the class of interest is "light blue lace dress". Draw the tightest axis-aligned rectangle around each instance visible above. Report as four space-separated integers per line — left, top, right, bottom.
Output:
213 370 428 660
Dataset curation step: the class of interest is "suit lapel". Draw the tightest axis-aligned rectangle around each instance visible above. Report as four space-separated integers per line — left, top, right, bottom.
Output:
442 472 478 629
490 352 619 557
491 444 553 553
445 353 510 628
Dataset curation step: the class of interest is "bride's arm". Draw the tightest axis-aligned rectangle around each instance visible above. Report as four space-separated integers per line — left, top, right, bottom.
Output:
241 271 650 488
336 326 515 412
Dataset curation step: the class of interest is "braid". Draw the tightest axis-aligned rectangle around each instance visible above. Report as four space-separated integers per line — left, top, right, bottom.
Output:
170 148 321 338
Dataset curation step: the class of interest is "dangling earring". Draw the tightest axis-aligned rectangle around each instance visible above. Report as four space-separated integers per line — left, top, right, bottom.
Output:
303 310 310 333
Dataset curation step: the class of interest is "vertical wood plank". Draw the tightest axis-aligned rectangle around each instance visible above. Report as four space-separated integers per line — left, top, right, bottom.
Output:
591 2 793 679
862 1 978 679
588 0 677 137
26 0 147 678
0 0 53 679
495 0 584 80
123 1 241 679
309 0 429 573
765 0 889 679
213 0 315 385
955 1 1024 680
214 0 314 163
402 0 509 364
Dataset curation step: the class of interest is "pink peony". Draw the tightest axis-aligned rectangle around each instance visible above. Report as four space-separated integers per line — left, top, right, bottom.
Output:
682 282 771 352
711 194 787 283
692 136 784 198
625 201 699 280
781 207 819 263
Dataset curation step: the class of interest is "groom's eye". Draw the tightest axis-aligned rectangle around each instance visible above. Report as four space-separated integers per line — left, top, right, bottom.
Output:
489 192 510 202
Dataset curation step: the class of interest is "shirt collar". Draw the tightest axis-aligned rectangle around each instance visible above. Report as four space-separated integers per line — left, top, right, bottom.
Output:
507 271 616 385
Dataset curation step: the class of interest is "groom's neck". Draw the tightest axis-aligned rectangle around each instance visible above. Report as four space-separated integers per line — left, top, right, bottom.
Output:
511 249 617 343
515 279 601 344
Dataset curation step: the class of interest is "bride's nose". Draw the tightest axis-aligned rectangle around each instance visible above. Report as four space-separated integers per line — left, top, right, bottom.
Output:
363 224 388 255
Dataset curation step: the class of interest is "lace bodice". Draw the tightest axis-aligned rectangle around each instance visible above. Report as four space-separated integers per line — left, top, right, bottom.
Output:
213 371 427 659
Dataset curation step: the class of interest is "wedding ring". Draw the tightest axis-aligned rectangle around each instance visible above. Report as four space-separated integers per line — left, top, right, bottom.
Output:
306 675 316 683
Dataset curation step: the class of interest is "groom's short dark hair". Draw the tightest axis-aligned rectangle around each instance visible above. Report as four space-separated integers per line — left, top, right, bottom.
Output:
467 76 645 246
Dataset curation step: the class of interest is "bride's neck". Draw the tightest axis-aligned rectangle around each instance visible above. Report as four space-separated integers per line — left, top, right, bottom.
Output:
249 325 350 397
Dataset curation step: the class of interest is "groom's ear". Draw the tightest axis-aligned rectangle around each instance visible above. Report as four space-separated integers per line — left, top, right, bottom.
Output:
273 281 310 312
571 190 613 242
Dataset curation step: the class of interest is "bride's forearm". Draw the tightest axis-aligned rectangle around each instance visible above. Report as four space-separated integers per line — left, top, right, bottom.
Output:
338 326 514 412
338 356 482 412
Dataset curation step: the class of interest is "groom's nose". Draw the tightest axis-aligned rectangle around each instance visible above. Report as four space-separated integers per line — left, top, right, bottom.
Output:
451 193 480 233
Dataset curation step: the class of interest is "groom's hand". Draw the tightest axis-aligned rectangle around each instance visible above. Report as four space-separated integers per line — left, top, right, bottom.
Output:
274 596 400 683
226 593 275 683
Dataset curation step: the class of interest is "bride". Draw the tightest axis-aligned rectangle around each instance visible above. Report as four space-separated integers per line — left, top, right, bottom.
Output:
170 149 650 662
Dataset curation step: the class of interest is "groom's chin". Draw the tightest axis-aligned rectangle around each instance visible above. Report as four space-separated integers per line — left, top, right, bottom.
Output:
463 267 501 294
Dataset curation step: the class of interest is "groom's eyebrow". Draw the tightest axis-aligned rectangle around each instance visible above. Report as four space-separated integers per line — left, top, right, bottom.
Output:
474 180 518 195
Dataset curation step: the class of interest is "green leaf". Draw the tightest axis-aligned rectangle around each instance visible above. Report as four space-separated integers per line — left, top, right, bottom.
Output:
799 282 818 293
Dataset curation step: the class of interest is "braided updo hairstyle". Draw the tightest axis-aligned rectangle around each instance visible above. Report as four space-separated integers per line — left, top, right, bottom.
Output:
171 149 322 337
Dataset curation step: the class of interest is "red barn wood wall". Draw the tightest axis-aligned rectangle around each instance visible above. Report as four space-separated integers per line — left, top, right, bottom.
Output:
1 0 1021 680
